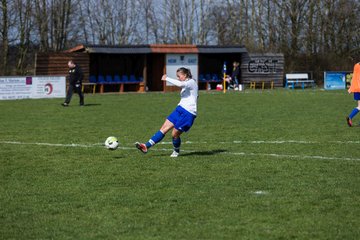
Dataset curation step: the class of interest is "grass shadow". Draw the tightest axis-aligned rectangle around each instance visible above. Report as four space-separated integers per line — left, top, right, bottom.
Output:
149 149 227 157
181 149 227 156
82 103 102 107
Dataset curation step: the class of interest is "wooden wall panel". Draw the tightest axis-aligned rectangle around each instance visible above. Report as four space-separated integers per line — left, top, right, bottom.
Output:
241 53 285 87
36 53 90 82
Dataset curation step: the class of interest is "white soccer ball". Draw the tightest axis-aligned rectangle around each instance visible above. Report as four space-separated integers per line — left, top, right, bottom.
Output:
104 136 119 150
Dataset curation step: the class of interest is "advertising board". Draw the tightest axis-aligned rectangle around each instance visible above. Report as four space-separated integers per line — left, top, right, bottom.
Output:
0 76 66 100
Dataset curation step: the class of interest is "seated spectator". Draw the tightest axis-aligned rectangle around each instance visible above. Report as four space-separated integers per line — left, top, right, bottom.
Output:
228 61 240 90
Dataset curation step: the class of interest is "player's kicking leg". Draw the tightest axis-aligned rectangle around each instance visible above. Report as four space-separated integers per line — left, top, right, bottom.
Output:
135 142 148 153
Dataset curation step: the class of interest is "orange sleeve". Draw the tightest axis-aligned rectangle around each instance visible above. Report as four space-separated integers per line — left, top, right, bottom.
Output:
349 63 360 93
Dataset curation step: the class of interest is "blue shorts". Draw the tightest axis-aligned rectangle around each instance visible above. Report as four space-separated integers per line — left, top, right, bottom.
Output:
354 92 360 101
167 106 196 132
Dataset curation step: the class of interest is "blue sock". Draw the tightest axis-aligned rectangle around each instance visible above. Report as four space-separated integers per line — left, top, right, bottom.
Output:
146 130 165 148
172 137 181 153
349 108 359 119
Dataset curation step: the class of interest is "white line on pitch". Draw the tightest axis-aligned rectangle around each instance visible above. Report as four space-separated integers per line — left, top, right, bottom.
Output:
221 151 360 162
253 191 269 195
1 140 359 162
160 140 360 145
0 141 102 148
2 140 359 147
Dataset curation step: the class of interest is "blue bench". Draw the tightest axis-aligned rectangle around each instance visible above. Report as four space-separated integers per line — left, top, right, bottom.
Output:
90 75 143 93
285 73 315 89
199 73 223 90
117 75 143 92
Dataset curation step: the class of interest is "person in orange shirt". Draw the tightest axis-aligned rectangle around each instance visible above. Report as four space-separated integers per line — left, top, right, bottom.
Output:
346 62 360 127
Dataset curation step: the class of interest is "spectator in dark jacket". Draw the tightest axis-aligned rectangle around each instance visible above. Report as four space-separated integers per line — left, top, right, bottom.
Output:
229 61 241 90
62 60 84 106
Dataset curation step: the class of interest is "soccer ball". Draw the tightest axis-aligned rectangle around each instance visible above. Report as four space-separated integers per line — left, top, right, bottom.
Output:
104 136 119 150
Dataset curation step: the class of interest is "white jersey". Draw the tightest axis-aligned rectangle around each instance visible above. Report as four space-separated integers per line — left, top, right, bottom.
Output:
165 77 198 116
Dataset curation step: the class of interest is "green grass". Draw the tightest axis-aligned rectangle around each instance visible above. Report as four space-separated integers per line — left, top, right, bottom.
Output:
1 89 359 239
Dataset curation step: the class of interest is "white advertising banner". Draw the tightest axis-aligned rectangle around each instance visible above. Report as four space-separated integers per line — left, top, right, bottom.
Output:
0 76 66 100
166 54 198 86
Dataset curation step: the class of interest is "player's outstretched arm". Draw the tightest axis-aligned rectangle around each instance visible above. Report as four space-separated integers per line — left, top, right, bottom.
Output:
162 75 185 87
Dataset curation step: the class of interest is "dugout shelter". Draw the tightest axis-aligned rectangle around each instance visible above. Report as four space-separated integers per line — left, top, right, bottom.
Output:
35 44 284 92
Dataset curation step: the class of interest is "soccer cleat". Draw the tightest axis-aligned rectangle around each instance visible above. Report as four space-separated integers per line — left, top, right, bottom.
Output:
170 151 179 158
346 117 352 127
61 103 69 107
135 142 148 153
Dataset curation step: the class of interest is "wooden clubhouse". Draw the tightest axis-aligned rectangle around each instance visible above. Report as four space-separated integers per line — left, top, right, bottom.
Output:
35 44 284 93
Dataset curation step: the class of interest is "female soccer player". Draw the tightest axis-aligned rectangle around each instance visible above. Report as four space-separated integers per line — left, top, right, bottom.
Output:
346 62 360 127
135 67 198 157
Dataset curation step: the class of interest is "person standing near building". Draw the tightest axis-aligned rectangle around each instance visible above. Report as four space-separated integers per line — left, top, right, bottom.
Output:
62 60 84 106
346 62 360 127
229 61 241 90
135 67 198 157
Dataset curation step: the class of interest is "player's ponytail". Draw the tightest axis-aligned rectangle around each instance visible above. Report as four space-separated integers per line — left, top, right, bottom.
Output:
177 67 192 79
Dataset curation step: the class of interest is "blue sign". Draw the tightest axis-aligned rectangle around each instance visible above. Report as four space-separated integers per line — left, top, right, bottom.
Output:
324 72 347 90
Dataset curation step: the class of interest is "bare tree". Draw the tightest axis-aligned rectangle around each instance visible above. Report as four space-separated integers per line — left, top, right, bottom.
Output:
159 0 198 44
210 3 230 45
304 0 320 55
118 0 140 44
254 0 267 50
169 0 182 43
2 0 360 76
196 0 212 45
283 0 309 55
182 0 196 44
78 1 96 44
313 0 359 58
265 0 277 51
33 0 79 51
14 0 33 74
332 0 359 56
34 0 50 51
83 0 140 45
1 0 9 74
224 0 242 45
138 0 158 43
49 0 73 50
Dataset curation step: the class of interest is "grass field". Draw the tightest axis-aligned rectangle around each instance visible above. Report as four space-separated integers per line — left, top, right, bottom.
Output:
1 89 359 239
